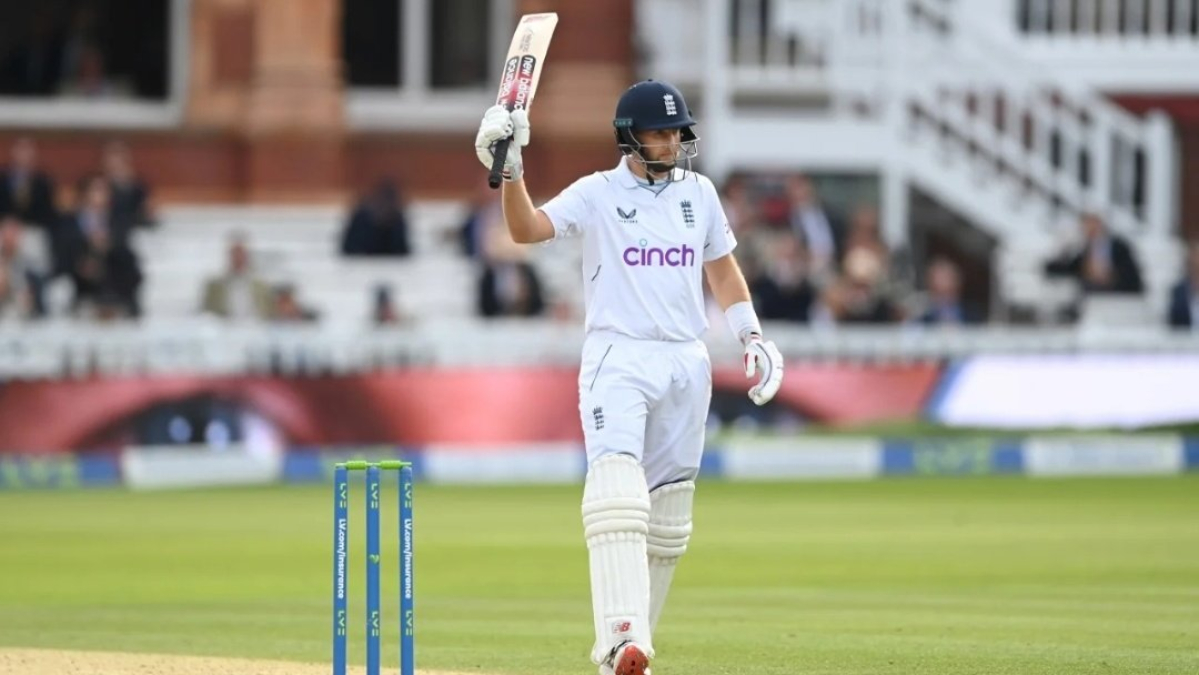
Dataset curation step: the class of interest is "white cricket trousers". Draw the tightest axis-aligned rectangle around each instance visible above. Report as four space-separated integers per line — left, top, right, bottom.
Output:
577 329 712 489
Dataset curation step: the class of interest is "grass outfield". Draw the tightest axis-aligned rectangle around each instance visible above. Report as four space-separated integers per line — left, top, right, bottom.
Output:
1 476 1197 675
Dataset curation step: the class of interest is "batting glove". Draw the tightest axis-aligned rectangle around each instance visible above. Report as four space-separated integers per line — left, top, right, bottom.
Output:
743 334 784 406
474 105 530 181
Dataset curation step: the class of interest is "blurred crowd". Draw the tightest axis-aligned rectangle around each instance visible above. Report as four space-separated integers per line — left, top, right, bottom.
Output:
3 135 1197 333
0 137 153 322
712 173 989 329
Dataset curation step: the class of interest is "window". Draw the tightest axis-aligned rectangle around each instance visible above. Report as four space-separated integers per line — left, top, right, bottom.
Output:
0 0 186 128
429 0 491 89
0 0 170 100
342 0 401 87
343 0 512 130
342 0 504 91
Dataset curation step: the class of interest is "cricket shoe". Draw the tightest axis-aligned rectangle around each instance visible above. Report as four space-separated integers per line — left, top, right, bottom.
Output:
599 641 651 675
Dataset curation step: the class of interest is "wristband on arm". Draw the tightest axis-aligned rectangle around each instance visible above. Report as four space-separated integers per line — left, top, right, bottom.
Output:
724 301 762 344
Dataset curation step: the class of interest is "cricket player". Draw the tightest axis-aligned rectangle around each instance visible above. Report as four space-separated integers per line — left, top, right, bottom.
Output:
474 79 784 675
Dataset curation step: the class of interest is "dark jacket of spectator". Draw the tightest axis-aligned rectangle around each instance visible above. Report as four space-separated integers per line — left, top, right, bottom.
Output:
479 262 545 318
1044 216 1144 294
751 276 814 322
71 235 143 318
916 257 984 326
341 181 411 257
0 168 57 229
1168 282 1195 329
916 303 984 326
53 207 132 279
1167 243 1199 329
104 142 155 228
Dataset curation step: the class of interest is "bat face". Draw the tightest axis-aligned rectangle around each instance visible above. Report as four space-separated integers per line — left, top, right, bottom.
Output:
494 12 559 113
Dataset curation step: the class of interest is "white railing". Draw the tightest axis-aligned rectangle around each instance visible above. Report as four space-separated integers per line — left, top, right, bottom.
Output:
641 0 833 94
645 0 1199 94
824 0 1176 238
1017 0 1199 38
0 319 1196 379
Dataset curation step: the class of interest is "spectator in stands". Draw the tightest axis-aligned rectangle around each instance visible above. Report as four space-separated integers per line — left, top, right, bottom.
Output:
0 137 58 230
69 227 142 320
1167 240 1199 330
372 283 405 326
269 283 319 323
1044 212 1144 294
722 174 758 236
749 233 815 322
459 183 503 259
340 179 411 257
721 175 770 281
0 216 46 319
915 257 983 326
103 140 154 229
53 174 130 278
58 4 105 94
200 233 274 320
820 248 900 324
476 217 546 318
59 43 116 98
842 204 888 272
785 174 843 281
478 261 545 318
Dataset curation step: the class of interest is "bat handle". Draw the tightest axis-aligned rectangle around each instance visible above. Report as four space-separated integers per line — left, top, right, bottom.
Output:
488 137 511 189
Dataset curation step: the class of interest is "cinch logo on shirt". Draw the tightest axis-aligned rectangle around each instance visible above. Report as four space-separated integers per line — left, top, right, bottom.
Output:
623 239 696 267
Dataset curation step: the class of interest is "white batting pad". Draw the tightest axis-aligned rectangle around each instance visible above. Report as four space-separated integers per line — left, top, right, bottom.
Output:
582 453 653 664
647 480 694 632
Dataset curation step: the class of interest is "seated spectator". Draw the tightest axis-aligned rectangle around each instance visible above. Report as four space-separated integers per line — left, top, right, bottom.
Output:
59 43 118 98
269 283 319 323
0 137 57 230
459 183 503 260
53 174 131 278
722 173 758 236
70 228 142 319
341 179 411 257
1045 212 1144 294
477 221 545 318
1168 240 1199 330
200 233 274 320
916 257 983 326
103 141 154 228
479 260 545 318
842 204 889 273
722 175 770 280
750 234 815 322
785 174 843 281
821 248 900 324
0 216 46 319
372 283 405 326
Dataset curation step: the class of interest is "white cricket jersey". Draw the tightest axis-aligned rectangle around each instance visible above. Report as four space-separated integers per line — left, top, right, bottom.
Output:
539 158 736 342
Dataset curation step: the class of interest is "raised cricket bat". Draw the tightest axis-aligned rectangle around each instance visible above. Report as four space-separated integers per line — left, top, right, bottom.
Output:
487 12 559 189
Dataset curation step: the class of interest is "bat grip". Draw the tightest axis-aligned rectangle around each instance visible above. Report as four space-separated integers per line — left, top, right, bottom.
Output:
488 138 511 189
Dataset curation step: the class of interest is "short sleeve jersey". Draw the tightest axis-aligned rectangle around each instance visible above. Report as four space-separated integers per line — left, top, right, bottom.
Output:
539 158 737 341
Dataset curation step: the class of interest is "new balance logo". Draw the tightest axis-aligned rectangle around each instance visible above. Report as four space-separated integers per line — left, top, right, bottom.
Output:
680 200 695 227
592 406 605 430
663 94 677 116
616 207 637 223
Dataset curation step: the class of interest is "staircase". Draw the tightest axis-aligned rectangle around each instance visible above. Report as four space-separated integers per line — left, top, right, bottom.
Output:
673 0 1184 320
827 0 1176 240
